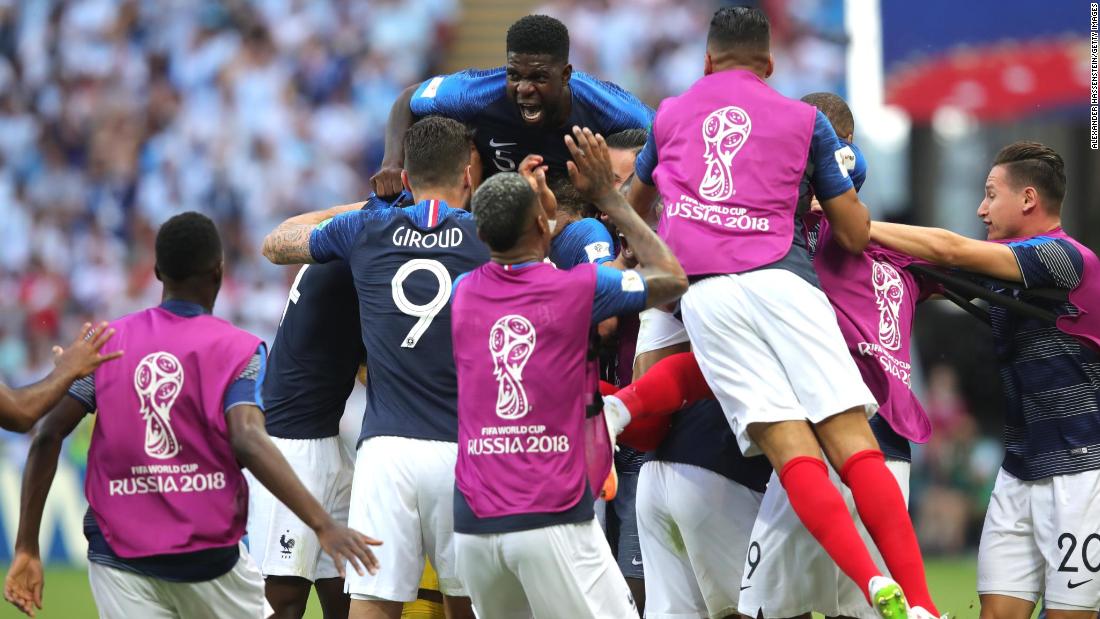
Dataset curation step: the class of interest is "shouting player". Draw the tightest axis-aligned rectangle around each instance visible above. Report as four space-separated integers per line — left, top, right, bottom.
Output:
262 116 487 619
0 322 121 432
869 142 1100 619
371 14 652 195
4 212 379 619
627 7 937 618
249 192 408 619
447 126 686 618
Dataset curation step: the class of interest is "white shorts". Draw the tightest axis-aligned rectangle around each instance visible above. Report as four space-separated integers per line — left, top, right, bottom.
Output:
977 467 1100 611
637 460 764 619
738 459 910 619
634 306 690 360
454 518 639 619
680 270 877 456
247 436 352 581
344 436 464 601
88 545 264 618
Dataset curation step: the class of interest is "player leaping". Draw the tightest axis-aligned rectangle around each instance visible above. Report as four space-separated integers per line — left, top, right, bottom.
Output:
626 7 938 618
869 141 1100 619
370 14 652 195
262 117 487 619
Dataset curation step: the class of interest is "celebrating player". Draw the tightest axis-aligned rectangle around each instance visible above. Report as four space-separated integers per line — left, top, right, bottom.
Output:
869 141 1100 619
0 322 121 433
3 212 380 619
447 126 685 618
370 14 652 195
262 116 487 619
627 7 937 618
248 191 408 619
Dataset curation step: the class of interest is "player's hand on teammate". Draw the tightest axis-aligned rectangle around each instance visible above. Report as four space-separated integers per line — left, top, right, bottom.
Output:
370 163 405 200
518 154 558 230
52 322 123 380
565 126 617 205
3 550 44 617
317 520 383 578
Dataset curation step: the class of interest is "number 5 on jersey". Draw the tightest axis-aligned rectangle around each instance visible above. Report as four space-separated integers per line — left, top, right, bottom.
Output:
392 259 453 348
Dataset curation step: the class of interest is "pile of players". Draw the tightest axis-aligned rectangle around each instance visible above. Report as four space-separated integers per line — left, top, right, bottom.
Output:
4 7 1100 619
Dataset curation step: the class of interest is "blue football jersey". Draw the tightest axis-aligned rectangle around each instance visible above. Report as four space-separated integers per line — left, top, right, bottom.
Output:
310 200 491 443
263 193 407 439
411 67 653 179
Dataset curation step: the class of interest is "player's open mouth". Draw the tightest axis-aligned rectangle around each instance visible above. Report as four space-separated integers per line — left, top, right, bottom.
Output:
519 105 543 123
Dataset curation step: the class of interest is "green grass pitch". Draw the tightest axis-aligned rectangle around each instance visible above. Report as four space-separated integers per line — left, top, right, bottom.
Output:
0 556 999 619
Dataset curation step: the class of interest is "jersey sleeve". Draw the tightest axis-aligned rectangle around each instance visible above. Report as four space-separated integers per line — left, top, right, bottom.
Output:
572 72 655 134
409 68 505 122
1008 238 1084 290
592 266 647 322
68 374 96 413
634 127 658 186
224 344 267 414
809 110 855 201
576 219 615 265
309 211 366 263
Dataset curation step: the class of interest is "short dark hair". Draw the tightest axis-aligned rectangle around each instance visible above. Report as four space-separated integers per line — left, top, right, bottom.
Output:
606 129 648 153
548 175 591 218
708 6 770 57
404 116 474 189
506 15 569 62
155 211 222 281
993 141 1066 211
471 173 538 252
801 92 854 140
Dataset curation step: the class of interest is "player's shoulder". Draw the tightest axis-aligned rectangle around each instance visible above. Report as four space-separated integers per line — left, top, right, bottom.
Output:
412 67 507 119
570 71 654 130
1009 236 1084 264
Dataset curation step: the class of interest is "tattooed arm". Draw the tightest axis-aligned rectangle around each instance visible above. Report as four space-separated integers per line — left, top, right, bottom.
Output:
262 202 364 265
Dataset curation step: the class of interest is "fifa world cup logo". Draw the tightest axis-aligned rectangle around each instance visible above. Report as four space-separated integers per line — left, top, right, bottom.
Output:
699 106 752 203
872 262 904 351
134 352 184 459
489 315 536 420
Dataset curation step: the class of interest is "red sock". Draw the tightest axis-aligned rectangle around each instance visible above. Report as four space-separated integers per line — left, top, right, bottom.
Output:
841 450 938 615
780 456 882 604
616 352 713 420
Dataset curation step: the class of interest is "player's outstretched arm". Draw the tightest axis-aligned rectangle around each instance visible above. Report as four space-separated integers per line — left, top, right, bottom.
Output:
819 188 871 254
370 83 418 199
0 323 120 433
227 404 382 577
870 221 1022 282
262 202 364 265
566 126 688 308
4 398 86 617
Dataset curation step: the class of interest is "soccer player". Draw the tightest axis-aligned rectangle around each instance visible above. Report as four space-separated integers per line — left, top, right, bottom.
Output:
547 177 616 269
0 321 121 432
370 14 652 196
447 126 686 618
3 212 379 619
262 116 487 619
248 191 408 619
868 141 1100 619
627 7 937 618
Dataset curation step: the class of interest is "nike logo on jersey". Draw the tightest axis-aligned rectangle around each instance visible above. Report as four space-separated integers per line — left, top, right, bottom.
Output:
489 139 517 148
631 555 642 566
740 585 751 591
1068 579 1093 589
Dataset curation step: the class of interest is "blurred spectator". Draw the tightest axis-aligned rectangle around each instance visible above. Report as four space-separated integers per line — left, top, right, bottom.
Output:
0 0 456 395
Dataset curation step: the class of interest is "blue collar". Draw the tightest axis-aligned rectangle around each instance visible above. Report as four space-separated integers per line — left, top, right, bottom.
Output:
159 299 208 317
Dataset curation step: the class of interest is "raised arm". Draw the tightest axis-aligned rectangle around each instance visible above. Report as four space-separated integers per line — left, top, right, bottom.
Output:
566 126 688 308
870 221 1022 282
227 404 381 577
4 397 87 617
261 202 364 265
370 84 419 199
819 189 870 254
0 323 120 433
